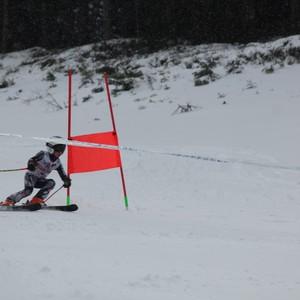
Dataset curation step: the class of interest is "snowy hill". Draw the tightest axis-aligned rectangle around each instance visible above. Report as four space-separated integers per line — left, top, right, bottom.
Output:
0 36 300 300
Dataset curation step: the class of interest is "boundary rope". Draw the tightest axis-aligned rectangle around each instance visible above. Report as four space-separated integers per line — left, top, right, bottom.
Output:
1 133 299 172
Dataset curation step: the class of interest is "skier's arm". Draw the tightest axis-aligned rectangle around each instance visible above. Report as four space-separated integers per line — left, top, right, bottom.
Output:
27 151 45 171
56 164 71 188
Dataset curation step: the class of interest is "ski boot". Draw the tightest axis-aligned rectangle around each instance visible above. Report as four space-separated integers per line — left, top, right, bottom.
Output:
28 197 45 206
0 199 15 206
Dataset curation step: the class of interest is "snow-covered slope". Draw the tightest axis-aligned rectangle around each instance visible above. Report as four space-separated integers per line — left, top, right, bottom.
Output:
0 36 300 300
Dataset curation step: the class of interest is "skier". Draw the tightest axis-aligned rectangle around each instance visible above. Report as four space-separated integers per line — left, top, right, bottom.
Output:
0 136 71 206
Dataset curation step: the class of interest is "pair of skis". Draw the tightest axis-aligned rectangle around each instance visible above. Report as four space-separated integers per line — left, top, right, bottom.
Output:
0 203 78 212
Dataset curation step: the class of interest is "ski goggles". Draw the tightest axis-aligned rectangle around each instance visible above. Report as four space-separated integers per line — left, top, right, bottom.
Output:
53 144 66 153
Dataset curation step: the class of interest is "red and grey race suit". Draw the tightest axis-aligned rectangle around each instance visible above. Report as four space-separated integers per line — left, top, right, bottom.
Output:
7 150 68 203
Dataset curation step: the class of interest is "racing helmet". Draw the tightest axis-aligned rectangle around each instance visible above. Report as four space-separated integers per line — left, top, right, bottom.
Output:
46 136 66 154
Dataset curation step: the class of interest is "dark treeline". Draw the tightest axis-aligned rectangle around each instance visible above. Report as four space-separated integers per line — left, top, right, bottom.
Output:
1 0 300 53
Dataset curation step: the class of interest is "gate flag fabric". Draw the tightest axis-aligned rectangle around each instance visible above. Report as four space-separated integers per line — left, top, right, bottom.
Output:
68 131 121 174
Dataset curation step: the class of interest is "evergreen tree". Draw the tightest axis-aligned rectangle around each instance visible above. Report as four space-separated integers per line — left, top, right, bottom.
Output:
0 0 299 53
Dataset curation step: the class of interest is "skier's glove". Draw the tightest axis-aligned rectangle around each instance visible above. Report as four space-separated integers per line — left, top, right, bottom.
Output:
27 161 36 171
63 177 72 188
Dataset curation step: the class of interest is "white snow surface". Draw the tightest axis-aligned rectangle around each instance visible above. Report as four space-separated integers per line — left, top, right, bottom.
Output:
0 36 300 300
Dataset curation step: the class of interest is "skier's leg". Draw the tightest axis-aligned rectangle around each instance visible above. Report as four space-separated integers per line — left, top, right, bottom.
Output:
6 173 36 204
34 179 56 200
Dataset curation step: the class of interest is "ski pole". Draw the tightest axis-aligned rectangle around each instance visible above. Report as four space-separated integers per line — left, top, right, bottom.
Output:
44 185 64 203
0 167 27 172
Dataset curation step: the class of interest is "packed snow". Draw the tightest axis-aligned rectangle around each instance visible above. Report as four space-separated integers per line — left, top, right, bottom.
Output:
0 36 300 300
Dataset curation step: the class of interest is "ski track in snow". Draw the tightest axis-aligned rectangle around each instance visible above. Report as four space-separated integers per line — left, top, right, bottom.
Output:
1 152 299 300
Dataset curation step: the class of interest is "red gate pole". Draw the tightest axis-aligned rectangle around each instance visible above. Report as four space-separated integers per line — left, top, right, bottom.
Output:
104 72 129 209
67 69 72 205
